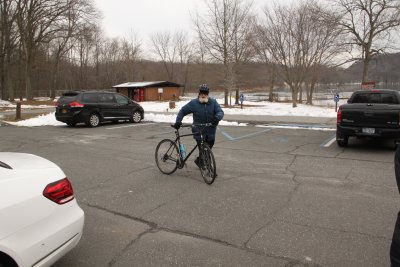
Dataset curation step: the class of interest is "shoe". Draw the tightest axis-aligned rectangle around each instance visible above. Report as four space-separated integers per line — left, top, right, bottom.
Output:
194 157 201 168
194 157 206 170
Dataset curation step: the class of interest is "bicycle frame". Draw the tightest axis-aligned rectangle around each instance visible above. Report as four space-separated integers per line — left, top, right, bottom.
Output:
174 124 210 168
155 122 217 184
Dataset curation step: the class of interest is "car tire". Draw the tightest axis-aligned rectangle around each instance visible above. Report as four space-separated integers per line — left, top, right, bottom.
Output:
86 113 100 127
393 140 398 150
130 111 142 123
336 133 348 147
0 254 17 267
66 122 76 127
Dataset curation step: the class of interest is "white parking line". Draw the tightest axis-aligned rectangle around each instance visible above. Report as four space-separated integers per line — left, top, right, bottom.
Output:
322 136 336 147
106 122 156 130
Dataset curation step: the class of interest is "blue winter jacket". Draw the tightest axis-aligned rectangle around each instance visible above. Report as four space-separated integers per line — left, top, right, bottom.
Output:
176 97 224 141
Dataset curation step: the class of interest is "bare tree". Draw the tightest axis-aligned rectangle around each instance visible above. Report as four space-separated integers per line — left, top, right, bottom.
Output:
194 0 253 106
258 1 341 107
74 23 98 88
150 31 177 80
333 0 400 82
251 25 277 102
15 0 75 99
91 27 103 88
95 35 118 87
0 0 18 100
48 0 98 98
120 30 142 82
175 31 193 95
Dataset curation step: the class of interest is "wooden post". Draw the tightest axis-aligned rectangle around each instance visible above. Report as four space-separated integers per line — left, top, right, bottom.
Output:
16 102 21 120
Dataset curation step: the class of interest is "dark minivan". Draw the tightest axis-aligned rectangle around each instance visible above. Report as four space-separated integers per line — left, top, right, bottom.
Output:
55 91 144 127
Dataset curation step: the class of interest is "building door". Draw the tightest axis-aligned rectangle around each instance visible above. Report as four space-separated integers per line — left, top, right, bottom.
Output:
139 88 145 101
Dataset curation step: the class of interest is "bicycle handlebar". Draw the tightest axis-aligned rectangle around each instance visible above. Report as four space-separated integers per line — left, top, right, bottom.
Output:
170 123 213 129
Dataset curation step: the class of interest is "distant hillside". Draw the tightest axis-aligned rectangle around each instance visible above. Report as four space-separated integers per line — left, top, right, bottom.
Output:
345 53 400 83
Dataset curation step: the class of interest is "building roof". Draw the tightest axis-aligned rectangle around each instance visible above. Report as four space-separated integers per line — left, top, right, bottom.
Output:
113 81 183 88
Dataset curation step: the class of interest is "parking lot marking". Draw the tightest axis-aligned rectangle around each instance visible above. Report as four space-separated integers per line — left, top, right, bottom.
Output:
218 127 272 141
320 134 336 147
257 123 335 131
106 122 156 130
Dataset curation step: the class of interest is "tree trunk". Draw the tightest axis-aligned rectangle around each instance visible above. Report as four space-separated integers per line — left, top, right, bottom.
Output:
362 57 370 83
6 64 13 100
235 88 239 105
291 84 298 108
25 61 33 100
299 84 303 104
224 88 229 106
308 79 316 105
50 61 59 99
224 64 229 106
268 68 275 102
0 55 6 100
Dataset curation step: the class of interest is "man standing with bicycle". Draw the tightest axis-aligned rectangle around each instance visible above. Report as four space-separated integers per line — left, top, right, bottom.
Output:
391 145 400 266
173 84 224 169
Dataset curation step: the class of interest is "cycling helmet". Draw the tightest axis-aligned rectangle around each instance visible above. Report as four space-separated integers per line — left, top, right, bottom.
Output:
199 84 209 95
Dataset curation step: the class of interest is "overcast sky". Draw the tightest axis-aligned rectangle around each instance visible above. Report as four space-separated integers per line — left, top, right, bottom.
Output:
93 0 293 40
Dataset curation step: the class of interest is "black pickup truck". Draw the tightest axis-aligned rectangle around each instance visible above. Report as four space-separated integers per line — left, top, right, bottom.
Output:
336 89 400 147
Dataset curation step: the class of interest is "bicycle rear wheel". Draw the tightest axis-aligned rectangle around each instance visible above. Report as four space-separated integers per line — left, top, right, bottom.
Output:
199 143 217 184
155 139 179 174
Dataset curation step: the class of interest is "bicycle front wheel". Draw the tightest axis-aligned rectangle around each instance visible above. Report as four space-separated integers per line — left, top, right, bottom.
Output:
155 139 180 175
199 143 217 185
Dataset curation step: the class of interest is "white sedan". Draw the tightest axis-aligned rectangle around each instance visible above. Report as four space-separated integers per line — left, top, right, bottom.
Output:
0 152 84 267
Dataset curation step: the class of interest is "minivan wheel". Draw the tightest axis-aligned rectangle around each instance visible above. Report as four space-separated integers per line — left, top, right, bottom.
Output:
87 113 100 127
130 111 142 123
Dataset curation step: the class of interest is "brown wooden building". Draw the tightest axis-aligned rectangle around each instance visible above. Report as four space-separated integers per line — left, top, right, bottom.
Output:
113 81 183 102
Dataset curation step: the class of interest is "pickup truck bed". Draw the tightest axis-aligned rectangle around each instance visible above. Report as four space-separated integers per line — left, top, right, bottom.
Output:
336 89 400 147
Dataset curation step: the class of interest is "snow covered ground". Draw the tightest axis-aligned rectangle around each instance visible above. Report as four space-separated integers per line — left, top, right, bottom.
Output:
0 97 340 127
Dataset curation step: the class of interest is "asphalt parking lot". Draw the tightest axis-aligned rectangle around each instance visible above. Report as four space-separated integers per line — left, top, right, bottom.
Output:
0 121 399 266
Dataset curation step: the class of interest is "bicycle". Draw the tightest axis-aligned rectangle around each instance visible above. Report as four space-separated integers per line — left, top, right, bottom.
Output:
155 123 217 185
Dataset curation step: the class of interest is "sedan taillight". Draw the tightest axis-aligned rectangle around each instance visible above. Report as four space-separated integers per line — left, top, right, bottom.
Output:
43 178 74 204
69 101 84 107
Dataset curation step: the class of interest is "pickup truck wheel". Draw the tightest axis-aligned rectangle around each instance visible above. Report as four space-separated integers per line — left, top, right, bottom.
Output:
337 135 348 147
393 140 398 150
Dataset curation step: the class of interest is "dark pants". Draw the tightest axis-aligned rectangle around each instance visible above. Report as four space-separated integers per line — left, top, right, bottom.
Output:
196 139 215 149
391 211 400 267
195 139 214 162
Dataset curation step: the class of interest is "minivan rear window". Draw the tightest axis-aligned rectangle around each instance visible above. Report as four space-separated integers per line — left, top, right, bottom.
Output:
62 92 79 97
82 93 99 103
58 96 77 104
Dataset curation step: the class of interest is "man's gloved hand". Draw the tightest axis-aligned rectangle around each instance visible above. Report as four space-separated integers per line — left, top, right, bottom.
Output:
211 118 219 126
173 122 182 129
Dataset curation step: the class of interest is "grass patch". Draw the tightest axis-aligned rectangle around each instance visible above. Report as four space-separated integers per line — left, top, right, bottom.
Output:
2 113 46 122
10 100 56 106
